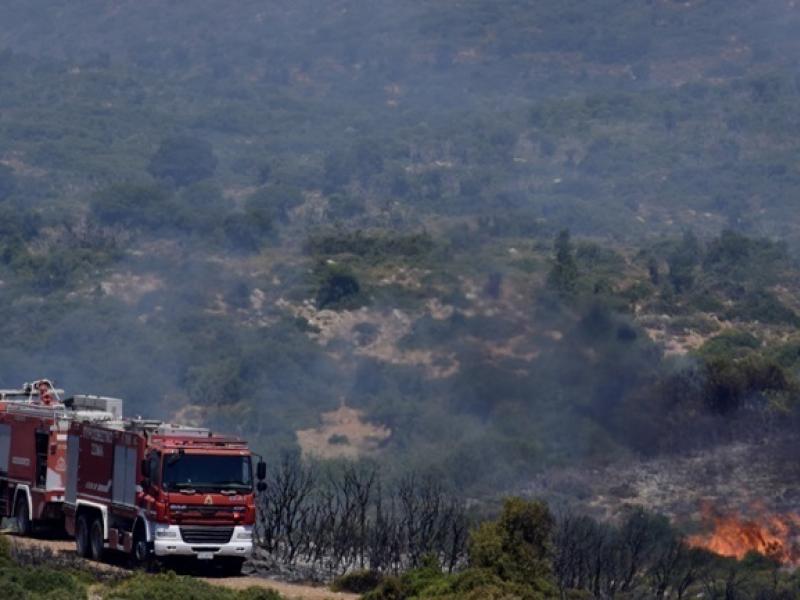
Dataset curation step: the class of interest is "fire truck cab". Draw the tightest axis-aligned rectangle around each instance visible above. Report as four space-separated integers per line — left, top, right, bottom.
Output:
64 417 265 575
0 381 121 534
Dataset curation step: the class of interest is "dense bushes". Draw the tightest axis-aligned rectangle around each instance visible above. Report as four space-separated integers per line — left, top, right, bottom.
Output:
305 231 434 261
103 573 281 600
698 330 761 360
0 536 87 600
725 290 800 326
148 136 218 187
91 183 174 229
315 265 364 310
89 182 274 251
546 230 578 295
358 497 800 599
701 355 794 415
0 536 284 599
332 570 384 593
0 163 16 201
364 498 556 600
0 206 37 265
469 498 556 596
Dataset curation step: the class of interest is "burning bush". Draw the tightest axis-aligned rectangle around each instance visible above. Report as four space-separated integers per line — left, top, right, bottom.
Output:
688 503 800 565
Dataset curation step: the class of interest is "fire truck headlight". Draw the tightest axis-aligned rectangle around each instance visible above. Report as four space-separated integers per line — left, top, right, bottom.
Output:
169 504 188 511
235 530 253 540
155 527 178 539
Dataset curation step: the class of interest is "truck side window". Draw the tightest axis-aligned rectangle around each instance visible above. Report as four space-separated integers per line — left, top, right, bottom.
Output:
35 431 48 488
148 453 161 488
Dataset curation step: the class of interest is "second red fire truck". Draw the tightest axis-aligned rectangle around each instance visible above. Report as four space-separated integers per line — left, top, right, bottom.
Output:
1 379 265 575
0 381 123 535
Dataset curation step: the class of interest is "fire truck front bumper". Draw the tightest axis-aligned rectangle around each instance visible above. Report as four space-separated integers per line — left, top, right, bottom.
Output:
151 524 253 558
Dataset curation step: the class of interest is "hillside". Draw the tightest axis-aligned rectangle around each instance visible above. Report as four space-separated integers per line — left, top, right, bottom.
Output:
0 0 799 503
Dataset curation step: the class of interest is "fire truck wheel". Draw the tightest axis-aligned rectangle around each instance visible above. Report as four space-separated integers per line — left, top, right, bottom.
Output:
89 517 105 562
14 495 31 536
132 526 151 569
75 515 91 558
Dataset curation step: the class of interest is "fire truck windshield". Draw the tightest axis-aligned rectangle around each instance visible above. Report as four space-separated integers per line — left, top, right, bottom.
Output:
161 454 253 492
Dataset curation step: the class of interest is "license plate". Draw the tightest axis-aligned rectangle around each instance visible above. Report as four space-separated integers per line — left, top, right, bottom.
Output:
197 552 214 560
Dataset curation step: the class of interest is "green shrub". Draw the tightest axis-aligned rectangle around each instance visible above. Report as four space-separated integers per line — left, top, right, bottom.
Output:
148 136 218 187
365 560 555 600
364 575 405 600
245 185 305 223
369 498 560 599
315 265 365 310
771 339 800 368
91 183 173 229
364 557 444 600
332 569 383 593
0 163 16 201
726 290 800 326
547 230 578 295
235 589 284 600
0 537 87 600
9 568 85 599
700 355 794 415
666 231 701 294
687 290 724 313
471 497 555 591
438 568 546 600
305 231 433 260
103 572 282 600
0 536 10 565
222 211 274 253
698 330 761 360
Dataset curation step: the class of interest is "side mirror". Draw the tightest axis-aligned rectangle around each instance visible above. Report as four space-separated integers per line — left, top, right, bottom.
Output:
141 459 150 478
257 481 267 493
256 460 266 481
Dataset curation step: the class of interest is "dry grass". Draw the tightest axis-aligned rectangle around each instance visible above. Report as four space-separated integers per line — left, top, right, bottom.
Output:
296 405 391 460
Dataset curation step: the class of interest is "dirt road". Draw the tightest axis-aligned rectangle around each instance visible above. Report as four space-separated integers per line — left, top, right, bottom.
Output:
3 533 359 600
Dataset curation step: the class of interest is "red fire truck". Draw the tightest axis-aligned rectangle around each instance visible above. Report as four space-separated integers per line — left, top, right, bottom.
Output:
0 381 122 535
63 417 266 574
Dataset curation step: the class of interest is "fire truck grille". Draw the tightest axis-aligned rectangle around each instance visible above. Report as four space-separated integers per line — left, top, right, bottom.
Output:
179 526 234 544
196 506 234 516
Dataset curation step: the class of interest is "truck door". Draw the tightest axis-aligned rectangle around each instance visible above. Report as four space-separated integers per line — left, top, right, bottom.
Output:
0 423 10 476
35 431 48 488
65 433 79 505
112 442 137 507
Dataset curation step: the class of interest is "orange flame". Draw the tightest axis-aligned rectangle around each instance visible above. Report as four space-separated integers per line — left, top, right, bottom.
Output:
688 502 800 565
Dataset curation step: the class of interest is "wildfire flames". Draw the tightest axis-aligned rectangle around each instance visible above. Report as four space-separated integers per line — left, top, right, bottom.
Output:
688 502 800 565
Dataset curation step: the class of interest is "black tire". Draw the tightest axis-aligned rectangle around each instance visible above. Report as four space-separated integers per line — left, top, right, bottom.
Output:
14 494 31 536
89 517 105 562
75 514 90 558
219 557 245 576
131 525 152 570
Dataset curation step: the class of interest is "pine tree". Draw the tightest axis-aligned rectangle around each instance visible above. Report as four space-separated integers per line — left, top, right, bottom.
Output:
547 229 578 294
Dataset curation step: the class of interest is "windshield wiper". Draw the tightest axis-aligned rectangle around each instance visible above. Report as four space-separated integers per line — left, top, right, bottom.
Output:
216 482 252 493
170 482 209 494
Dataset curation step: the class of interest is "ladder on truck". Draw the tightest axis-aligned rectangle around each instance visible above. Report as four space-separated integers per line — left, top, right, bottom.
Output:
122 418 247 447
124 418 213 438
0 380 63 405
